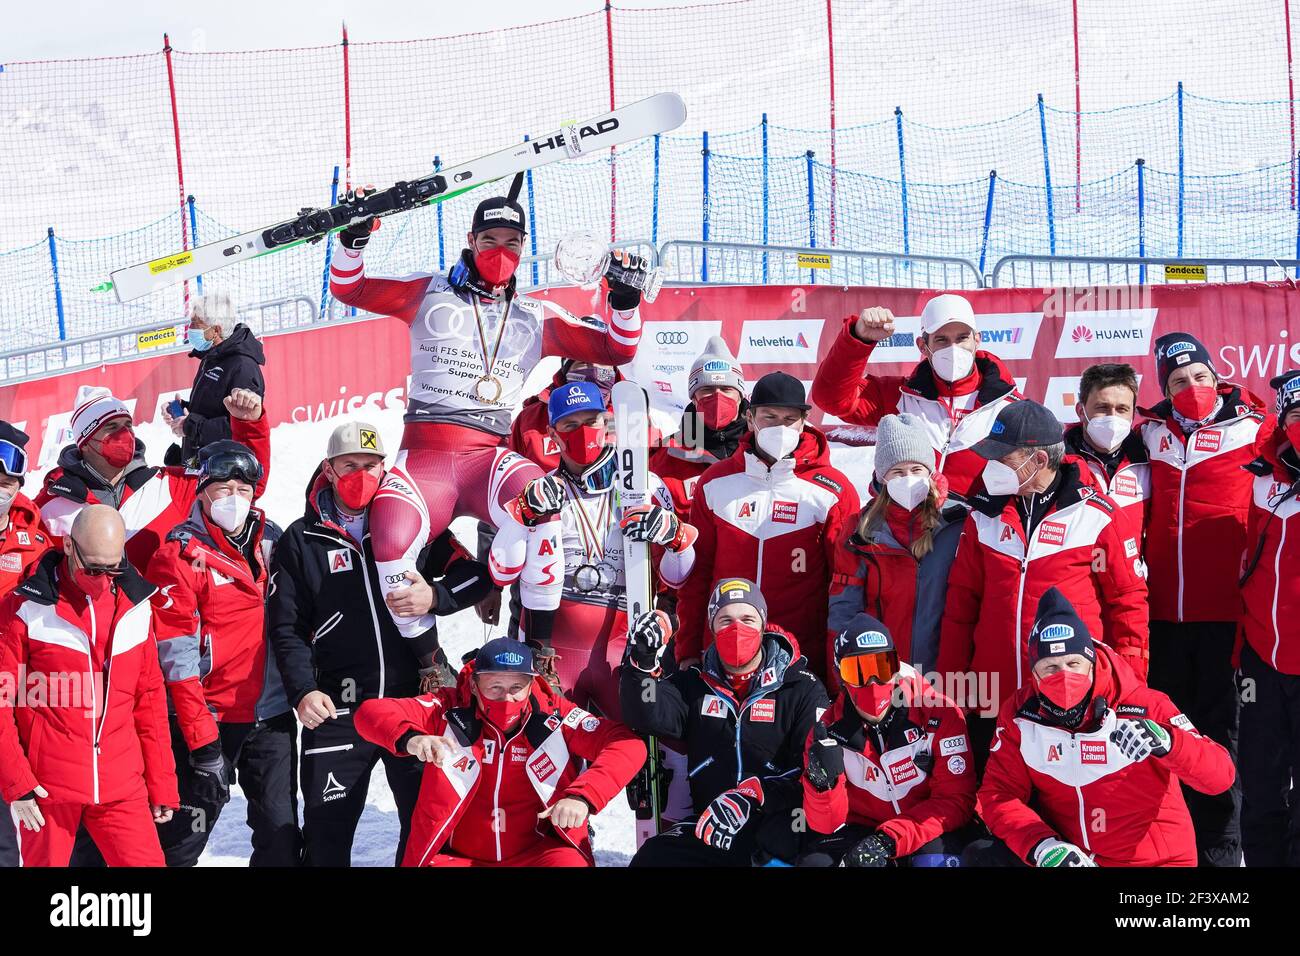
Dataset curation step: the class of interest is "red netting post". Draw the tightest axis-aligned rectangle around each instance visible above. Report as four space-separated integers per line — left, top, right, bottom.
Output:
163 34 191 311
1072 0 1082 213
1287 0 1297 208
343 22 353 193
826 0 837 245
605 2 617 241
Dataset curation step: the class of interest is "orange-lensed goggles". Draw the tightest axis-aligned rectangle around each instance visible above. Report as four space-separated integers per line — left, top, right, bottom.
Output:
838 651 900 688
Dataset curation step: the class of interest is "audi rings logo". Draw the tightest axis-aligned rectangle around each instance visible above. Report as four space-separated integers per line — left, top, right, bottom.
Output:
655 331 690 345
385 573 409 585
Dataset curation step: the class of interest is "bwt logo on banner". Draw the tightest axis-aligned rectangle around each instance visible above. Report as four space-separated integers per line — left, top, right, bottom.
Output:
866 312 1043 364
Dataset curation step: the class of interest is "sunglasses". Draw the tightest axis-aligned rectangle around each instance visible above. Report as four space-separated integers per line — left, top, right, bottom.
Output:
837 650 900 688
0 440 27 479
71 538 125 577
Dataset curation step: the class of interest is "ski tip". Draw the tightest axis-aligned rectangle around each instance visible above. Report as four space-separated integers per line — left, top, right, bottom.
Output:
655 92 688 130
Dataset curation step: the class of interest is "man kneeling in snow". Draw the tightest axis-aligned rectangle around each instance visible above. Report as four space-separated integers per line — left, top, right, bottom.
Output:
355 638 645 867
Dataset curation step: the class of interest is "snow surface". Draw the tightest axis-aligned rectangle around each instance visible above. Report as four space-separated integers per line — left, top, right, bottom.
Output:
23 388 874 867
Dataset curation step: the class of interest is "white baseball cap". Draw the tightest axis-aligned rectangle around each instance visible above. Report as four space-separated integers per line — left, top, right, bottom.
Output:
919 293 978 336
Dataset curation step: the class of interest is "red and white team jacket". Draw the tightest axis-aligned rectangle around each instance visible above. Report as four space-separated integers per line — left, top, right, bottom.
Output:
147 502 289 750
0 493 53 598
329 243 641 436
35 411 270 574
810 316 1020 500
1063 423 1152 552
979 644 1235 867
674 426 861 678
1240 427 1300 674
1139 384 1267 623
802 667 976 856
0 552 179 809
937 459 1149 705
355 670 646 867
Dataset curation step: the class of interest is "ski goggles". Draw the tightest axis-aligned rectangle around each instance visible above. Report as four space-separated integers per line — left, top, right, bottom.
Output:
198 448 263 487
0 440 27 478
71 538 126 577
837 650 900 688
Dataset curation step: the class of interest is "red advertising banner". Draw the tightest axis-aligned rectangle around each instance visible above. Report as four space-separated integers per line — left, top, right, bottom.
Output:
4 282 1298 466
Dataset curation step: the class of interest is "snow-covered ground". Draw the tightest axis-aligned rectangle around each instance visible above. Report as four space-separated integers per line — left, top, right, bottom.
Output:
24 371 875 867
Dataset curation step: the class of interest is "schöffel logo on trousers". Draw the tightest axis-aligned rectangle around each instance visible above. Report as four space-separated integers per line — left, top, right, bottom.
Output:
656 331 690 345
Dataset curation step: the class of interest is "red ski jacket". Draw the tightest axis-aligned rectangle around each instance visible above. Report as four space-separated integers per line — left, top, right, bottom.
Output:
937 460 1149 707
674 426 861 678
355 668 645 867
810 316 1020 501
1139 384 1267 622
979 644 1235 866
0 552 178 808
0 494 53 598
1240 426 1300 674
1062 423 1152 553
35 411 270 574
148 502 288 750
802 667 976 856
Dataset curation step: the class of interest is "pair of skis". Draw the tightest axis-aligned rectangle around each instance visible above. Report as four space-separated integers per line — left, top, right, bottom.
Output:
612 381 664 847
108 92 687 301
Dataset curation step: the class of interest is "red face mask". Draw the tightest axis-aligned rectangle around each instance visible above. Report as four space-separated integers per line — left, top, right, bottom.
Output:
713 621 764 669
335 468 381 511
846 681 896 721
474 246 520 286
1035 670 1093 710
1285 421 1300 451
695 392 741 430
92 428 136 468
73 567 113 599
480 694 530 730
558 425 608 467
1172 384 1218 422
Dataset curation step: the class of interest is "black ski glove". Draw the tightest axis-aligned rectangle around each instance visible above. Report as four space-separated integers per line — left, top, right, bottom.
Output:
339 215 378 252
626 610 673 672
842 831 896 868
804 721 845 793
189 741 231 808
695 776 764 851
605 250 647 311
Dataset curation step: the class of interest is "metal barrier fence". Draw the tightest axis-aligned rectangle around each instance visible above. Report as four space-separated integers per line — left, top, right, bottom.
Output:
0 296 317 386
658 240 985 289
988 254 1300 287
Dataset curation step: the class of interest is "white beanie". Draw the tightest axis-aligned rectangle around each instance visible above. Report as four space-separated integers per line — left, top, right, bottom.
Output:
71 388 131 447
688 336 745 395
873 413 935 479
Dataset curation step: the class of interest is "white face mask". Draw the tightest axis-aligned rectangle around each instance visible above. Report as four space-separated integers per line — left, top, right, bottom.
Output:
885 474 930 511
0 488 14 516
756 424 801 460
208 493 251 533
928 344 975 382
982 457 1031 496
1083 414 1131 454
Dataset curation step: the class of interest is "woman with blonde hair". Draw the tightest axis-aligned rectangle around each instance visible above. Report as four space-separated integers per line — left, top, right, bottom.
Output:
827 413 964 680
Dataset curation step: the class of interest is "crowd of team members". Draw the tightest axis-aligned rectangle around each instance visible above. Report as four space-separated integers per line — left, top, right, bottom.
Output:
1 281 1298 868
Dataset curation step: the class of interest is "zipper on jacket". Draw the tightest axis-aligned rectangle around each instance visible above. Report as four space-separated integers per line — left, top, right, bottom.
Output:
1014 551 1029 691
489 723 506 862
358 536 386 698
1176 460 1188 621
1272 517 1287 667
86 596 101 805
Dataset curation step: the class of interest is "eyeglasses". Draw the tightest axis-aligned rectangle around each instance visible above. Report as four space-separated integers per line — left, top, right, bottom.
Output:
837 650 900 688
199 447 262 486
0 440 27 478
70 538 125 577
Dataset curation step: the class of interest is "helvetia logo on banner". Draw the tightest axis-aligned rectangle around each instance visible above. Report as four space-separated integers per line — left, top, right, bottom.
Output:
1054 309 1158 358
737 319 824 362
50 886 151 936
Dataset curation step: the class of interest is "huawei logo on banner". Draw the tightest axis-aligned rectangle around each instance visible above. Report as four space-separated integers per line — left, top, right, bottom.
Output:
1071 325 1094 344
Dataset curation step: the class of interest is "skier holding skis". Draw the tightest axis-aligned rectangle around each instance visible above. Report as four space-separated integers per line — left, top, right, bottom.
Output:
514 381 697 715
326 187 645 674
